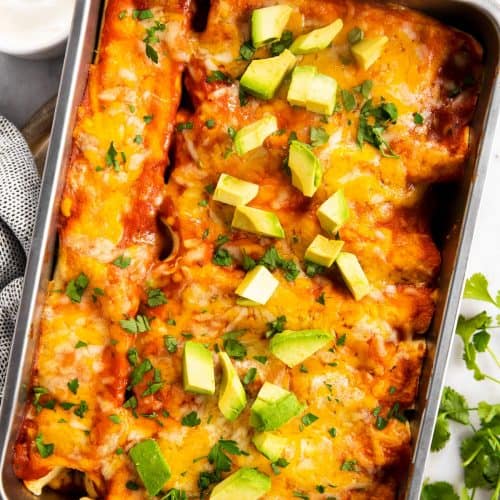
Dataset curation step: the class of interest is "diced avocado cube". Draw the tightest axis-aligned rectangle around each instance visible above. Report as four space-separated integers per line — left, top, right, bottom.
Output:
317 189 350 234
290 18 343 54
235 265 279 305
232 206 285 238
305 235 344 267
183 341 215 395
218 352 247 421
306 73 338 115
287 65 317 107
250 382 304 431
336 252 370 301
209 467 271 500
240 49 296 100
251 5 293 48
351 36 388 70
234 116 278 156
252 432 287 462
213 174 259 206
269 329 333 367
288 140 323 197
129 439 171 496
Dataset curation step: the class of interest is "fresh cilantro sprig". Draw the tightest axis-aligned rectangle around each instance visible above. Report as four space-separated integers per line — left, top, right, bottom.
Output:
456 273 500 384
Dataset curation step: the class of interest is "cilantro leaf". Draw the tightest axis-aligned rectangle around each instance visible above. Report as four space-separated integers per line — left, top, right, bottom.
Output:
310 127 329 147
147 288 167 307
341 89 356 112
181 411 201 427
65 273 89 303
164 335 178 353
477 401 500 427
258 247 299 281
347 27 364 45
239 40 255 61
473 330 490 352
120 315 151 333
301 413 319 426
35 434 54 458
421 482 459 500
270 30 293 56
208 439 248 473
129 359 153 387
440 386 470 425
206 71 232 83
463 273 497 305
213 247 233 266
67 378 79 395
266 315 286 338
112 255 131 268
223 338 247 359
431 413 451 452
243 367 257 385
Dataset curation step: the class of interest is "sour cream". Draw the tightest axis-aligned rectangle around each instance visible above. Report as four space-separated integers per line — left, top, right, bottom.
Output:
0 0 76 59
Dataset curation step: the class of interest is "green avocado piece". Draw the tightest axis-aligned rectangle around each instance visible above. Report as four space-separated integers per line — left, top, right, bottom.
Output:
218 352 247 421
290 18 343 54
336 252 370 301
235 265 279 305
250 382 304 431
288 140 323 197
287 65 317 107
232 206 285 238
251 5 293 48
213 173 259 206
234 116 278 156
209 467 271 500
240 49 296 100
129 439 171 496
317 189 350 235
351 36 388 70
183 341 215 395
270 329 334 367
305 234 344 267
306 73 338 115
252 432 287 462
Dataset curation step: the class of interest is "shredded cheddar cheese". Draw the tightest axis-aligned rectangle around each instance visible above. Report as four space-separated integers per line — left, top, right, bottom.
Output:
13 0 483 498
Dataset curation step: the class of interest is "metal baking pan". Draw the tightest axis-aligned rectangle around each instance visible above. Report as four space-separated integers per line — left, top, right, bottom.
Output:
0 0 498 498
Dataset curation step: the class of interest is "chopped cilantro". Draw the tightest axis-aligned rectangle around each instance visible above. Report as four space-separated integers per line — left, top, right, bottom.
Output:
133 9 153 20
127 348 139 366
112 255 131 268
340 459 357 471
75 340 87 349
35 434 54 458
164 335 178 353
328 427 337 438
310 126 329 147
336 333 347 346
239 41 255 61
108 414 121 424
133 134 143 144
176 122 194 131
65 273 89 303
265 315 286 338
243 367 257 385
253 355 268 364
341 89 356 112
301 413 319 427
413 112 424 125
143 114 154 123
208 439 248 473
316 292 326 305
206 70 232 83
347 27 364 45
223 338 247 359
182 411 201 427
74 400 89 418
205 118 216 129
421 482 459 500
129 359 153 387
305 260 326 277
67 378 79 395
120 315 151 334
147 288 167 307
213 247 233 266
118 10 127 20
270 30 293 56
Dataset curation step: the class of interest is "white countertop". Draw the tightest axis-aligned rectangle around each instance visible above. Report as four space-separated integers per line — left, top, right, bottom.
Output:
423 113 500 496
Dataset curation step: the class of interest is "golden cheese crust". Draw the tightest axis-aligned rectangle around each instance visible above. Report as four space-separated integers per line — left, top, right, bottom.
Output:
13 0 482 499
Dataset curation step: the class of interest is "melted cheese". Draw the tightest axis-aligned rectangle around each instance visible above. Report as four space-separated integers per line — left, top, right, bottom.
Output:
13 0 482 498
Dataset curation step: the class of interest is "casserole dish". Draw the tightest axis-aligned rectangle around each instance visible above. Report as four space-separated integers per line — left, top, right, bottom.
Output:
0 0 498 498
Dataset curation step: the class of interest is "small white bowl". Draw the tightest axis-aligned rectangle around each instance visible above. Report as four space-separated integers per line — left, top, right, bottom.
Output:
0 0 76 60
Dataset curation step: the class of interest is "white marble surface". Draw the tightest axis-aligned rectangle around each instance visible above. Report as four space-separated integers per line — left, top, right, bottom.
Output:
423 113 500 497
